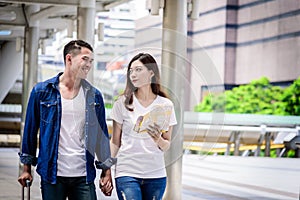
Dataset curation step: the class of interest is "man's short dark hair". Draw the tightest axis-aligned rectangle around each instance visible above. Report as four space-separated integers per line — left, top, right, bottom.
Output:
63 40 93 64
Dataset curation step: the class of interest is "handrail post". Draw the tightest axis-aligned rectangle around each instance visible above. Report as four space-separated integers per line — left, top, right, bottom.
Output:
233 131 241 156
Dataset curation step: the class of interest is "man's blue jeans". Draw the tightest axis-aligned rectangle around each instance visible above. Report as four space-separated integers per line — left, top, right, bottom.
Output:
41 176 96 200
115 176 167 200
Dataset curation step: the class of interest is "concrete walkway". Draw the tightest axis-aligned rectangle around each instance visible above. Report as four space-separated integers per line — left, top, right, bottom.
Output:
182 154 300 200
0 148 299 200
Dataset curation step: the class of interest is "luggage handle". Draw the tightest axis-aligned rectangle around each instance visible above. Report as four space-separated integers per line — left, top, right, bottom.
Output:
21 180 31 200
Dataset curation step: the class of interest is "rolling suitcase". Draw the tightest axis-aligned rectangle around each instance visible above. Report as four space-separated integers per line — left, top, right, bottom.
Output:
21 180 31 200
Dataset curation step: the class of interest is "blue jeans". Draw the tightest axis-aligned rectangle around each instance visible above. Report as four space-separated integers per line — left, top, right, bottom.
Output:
40 176 96 200
115 176 167 200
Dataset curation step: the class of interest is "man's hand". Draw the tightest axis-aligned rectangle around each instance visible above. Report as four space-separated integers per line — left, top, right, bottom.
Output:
18 164 33 187
99 169 113 196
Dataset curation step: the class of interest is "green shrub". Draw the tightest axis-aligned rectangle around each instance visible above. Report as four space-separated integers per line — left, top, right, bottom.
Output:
194 76 300 116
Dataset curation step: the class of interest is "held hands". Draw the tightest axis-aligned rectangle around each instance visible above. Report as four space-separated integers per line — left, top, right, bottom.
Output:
99 169 113 196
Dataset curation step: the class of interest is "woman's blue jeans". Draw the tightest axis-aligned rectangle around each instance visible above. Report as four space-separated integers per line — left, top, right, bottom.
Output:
115 176 167 200
41 176 96 200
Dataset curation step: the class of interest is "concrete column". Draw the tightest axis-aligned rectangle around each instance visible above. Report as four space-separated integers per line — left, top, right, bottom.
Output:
77 0 95 83
21 4 40 139
161 0 187 199
20 4 40 175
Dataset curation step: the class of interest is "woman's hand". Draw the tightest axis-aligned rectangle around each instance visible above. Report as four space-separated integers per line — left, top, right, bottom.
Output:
147 123 172 151
147 123 162 143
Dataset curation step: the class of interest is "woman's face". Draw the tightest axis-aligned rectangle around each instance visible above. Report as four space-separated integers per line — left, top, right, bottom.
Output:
129 60 153 88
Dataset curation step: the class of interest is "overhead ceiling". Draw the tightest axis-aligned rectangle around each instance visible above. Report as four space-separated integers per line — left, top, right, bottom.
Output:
0 0 129 44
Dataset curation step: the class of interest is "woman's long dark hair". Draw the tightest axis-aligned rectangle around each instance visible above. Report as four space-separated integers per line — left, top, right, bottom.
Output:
124 53 167 111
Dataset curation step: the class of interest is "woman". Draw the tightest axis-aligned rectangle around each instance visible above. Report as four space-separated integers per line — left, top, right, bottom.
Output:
110 53 177 200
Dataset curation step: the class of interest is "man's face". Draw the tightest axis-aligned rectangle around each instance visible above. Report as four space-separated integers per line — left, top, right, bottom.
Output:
69 47 94 79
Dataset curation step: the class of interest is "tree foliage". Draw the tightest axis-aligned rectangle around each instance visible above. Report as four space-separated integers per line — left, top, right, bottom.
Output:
194 76 300 116
282 77 300 115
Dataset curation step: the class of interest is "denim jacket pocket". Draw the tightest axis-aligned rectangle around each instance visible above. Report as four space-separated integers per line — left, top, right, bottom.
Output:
88 101 101 126
40 100 58 126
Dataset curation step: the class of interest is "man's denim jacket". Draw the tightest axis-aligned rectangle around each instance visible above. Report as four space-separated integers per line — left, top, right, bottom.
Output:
19 73 112 184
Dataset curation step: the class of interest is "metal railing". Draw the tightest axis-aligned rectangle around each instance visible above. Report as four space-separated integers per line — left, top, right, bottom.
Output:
1 106 300 157
183 112 300 156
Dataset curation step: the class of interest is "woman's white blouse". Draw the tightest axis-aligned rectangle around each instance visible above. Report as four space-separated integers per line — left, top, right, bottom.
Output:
110 95 177 178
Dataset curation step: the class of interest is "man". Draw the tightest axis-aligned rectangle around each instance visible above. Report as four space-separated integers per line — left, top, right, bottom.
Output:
18 40 115 199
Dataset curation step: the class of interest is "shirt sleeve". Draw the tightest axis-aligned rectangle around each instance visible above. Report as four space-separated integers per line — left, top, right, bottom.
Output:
160 99 177 131
94 91 112 164
110 96 124 124
169 104 177 126
94 96 123 169
19 86 39 166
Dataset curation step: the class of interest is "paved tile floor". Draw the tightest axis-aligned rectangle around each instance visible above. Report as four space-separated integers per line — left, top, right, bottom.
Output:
0 148 299 200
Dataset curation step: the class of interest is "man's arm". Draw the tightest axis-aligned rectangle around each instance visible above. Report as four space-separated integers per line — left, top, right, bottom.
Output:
18 164 32 187
94 91 116 196
18 87 39 186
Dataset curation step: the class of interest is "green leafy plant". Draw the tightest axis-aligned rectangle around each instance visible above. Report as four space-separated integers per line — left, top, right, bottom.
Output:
195 76 300 116
282 77 300 115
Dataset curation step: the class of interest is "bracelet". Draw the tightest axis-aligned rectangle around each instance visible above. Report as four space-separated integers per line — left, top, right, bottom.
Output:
156 137 170 151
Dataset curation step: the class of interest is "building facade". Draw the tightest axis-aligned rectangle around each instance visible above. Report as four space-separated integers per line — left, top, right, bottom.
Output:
135 0 300 110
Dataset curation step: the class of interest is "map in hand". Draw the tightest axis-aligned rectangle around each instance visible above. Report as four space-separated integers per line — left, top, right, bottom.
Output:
133 105 172 133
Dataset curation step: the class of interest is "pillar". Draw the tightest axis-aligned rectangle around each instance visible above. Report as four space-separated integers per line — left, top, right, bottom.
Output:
20 4 40 175
77 0 96 83
161 0 187 199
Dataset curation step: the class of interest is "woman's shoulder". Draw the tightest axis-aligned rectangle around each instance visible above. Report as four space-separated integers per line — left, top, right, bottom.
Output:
115 94 125 101
113 95 125 106
157 95 174 105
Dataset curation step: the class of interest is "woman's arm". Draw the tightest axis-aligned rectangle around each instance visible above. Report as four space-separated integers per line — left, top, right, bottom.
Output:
110 120 122 157
148 124 173 152
157 126 173 151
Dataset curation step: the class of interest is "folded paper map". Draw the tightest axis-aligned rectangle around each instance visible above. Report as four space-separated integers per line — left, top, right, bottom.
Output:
133 105 172 133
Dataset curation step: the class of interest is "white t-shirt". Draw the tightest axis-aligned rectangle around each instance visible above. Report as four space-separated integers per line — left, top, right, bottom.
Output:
110 94 177 178
57 86 87 177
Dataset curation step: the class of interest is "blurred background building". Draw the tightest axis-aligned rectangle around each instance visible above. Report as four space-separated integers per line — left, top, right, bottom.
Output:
135 0 300 110
1 0 299 110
